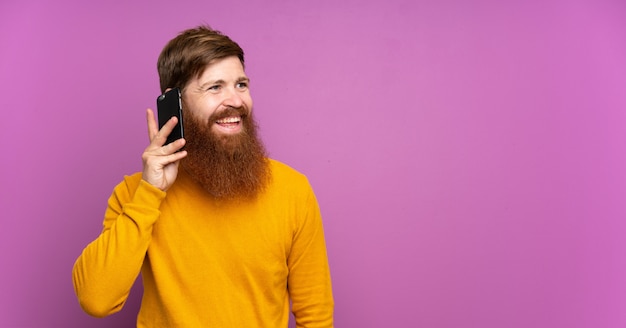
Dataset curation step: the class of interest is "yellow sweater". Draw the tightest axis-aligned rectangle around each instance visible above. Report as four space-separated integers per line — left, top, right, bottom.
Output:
73 159 333 327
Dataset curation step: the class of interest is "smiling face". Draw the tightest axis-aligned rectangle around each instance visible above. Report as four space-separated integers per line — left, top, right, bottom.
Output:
157 26 269 198
181 56 252 139
178 55 270 199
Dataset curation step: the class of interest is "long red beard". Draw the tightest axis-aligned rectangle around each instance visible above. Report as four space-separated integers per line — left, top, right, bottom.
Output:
180 106 270 200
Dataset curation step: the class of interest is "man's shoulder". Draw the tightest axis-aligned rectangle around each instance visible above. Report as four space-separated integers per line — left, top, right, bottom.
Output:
269 158 305 178
268 159 311 188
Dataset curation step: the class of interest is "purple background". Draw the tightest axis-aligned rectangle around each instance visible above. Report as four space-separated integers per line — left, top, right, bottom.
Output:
2 0 625 327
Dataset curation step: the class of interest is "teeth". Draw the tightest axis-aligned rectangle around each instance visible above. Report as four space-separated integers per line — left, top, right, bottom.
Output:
216 117 241 124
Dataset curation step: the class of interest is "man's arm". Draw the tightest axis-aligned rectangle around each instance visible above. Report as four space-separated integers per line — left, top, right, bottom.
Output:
288 183 334 328
72 177 163 317
72 109 187 317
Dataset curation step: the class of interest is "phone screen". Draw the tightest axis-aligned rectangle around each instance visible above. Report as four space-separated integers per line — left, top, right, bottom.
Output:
156 88 184 146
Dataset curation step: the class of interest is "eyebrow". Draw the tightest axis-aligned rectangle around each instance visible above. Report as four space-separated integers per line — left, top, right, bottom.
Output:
198 77 250 89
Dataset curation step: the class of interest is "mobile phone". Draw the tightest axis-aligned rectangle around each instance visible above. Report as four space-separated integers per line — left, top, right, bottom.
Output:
156 87 184 146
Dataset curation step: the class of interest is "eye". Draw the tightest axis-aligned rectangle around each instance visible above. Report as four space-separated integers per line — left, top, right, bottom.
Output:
207 85 220 91
236 82 248 89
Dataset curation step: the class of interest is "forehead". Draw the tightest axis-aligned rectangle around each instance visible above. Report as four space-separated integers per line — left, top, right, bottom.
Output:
196 56 246 82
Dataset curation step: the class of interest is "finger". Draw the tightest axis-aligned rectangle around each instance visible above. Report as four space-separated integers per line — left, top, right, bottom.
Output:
147 115 180 150
165 137 187 154
153 137 186 156
146 108 158 141
154 116 179 144
171 150 188 162
147 149 188 168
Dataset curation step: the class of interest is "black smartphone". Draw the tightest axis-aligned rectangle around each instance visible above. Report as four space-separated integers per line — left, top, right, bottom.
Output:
156 87 184 146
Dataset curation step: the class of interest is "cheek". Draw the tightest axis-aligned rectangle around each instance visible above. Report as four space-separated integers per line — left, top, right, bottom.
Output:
187 100 220 122
244 95 253 110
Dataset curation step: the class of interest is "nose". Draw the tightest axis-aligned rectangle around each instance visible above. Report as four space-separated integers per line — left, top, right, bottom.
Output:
222 87 243 108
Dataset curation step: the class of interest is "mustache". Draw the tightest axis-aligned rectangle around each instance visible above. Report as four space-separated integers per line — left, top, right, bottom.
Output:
208 106 249 123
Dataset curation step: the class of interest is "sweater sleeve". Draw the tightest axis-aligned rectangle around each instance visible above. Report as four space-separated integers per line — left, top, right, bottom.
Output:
288 180 334 328
72 175 165 317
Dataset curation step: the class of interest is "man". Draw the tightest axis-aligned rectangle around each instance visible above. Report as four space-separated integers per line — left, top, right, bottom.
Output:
72 26 334 327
